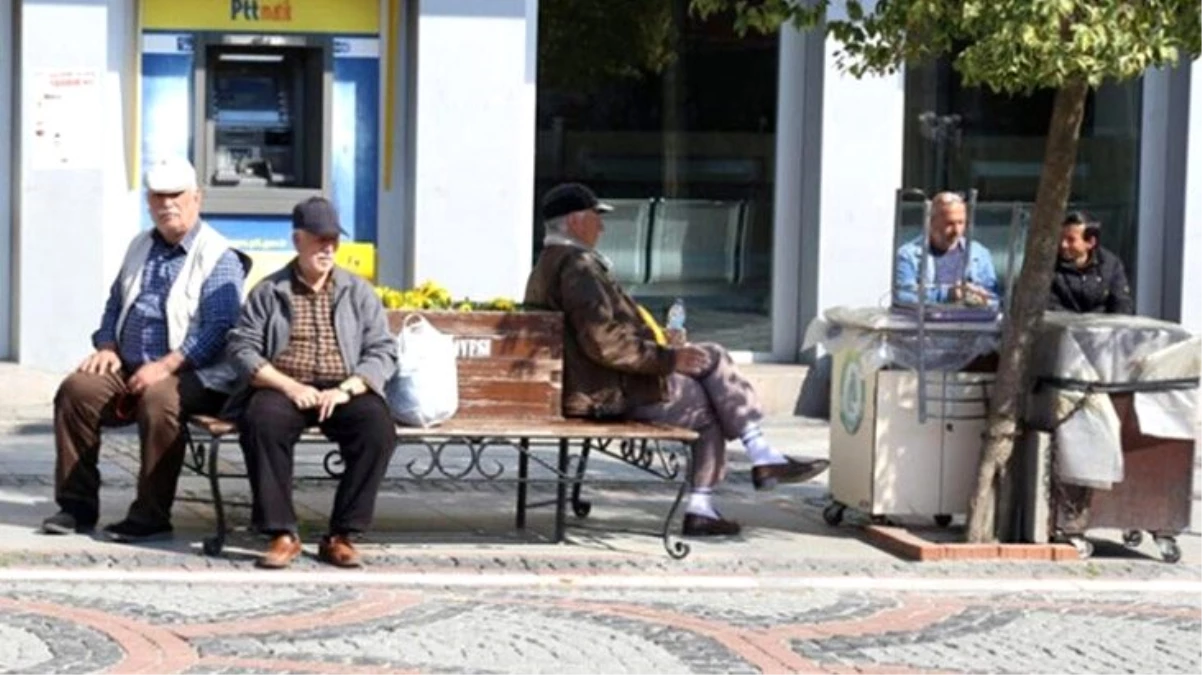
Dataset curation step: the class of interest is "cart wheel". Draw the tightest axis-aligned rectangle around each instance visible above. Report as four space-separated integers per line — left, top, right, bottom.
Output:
934 514 952 528
823 503 846 527
1154 536 1181 564
1122 530 1143 548
202 536 224 557
1069 536 1094 560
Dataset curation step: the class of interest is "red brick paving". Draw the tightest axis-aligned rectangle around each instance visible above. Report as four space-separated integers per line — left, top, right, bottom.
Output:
0 585 1195 674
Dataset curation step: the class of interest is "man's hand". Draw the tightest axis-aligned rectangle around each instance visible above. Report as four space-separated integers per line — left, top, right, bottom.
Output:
949 283 993 306
961 283 994 307
78 348 121 375
315 388 352 422
286 384 323 410
126 360 173 395
674 345 712 377
665 328 688 348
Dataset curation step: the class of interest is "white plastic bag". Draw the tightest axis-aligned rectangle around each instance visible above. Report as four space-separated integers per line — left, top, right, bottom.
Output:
385 315 459 427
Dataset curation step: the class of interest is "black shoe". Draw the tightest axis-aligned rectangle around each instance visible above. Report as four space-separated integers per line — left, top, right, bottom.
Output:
751 457 830 491
682 513 742 537
42 510 96 535
103 519 174 543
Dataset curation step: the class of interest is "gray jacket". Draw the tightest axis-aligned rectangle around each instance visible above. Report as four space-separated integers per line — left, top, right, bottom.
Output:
222 263 397 418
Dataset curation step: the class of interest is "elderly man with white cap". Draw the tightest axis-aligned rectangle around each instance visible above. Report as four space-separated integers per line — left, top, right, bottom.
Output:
42 157 246 542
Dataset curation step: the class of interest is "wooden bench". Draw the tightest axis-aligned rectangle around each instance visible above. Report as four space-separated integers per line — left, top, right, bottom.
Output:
182 310 699 558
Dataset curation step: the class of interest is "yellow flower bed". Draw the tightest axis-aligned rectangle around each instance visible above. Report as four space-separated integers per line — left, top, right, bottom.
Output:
374 280 518 312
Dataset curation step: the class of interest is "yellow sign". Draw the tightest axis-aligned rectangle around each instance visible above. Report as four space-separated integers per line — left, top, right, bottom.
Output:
241 243 376 290
336 242 377 283
142 0 380 35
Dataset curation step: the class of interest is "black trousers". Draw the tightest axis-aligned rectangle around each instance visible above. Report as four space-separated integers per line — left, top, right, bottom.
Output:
238 388 397 536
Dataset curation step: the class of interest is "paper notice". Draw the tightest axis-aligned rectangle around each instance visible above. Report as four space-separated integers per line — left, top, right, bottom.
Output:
30 69 105 170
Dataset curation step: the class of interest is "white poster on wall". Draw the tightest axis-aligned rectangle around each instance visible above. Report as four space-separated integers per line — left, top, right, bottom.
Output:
30 69 105 170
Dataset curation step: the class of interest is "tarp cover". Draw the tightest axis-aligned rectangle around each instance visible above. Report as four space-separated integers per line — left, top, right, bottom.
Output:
1026 312 1200 489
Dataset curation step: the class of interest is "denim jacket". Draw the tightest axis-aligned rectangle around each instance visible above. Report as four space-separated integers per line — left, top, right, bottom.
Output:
893 235 1000 305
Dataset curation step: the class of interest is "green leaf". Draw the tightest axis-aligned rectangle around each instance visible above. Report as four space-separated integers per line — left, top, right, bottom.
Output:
689 0 1202 90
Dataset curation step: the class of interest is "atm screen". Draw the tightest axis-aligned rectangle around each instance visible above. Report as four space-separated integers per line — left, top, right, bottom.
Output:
214 75 284 126
209 53 300 187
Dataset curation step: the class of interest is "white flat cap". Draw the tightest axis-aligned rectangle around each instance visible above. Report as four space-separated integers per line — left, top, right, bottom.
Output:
145 157 198 193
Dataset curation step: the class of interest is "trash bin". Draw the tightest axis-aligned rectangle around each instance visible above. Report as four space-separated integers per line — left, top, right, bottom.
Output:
1025 312 1200 563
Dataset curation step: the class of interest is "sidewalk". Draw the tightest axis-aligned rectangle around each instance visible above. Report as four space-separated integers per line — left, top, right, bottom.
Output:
1 360 1197 580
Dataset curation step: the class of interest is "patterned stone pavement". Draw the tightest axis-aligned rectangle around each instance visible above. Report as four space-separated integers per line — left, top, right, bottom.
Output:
0 581 1198 674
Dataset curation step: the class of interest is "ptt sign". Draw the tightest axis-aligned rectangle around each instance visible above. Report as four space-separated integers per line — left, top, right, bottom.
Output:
230 0 293 22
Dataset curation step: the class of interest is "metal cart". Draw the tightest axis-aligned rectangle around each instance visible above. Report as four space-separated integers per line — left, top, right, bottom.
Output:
809 189 1028 527
1025 314 1200 563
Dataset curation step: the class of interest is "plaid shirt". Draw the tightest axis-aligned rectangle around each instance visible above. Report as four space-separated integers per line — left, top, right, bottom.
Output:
271 269 349 384
93 227 244 371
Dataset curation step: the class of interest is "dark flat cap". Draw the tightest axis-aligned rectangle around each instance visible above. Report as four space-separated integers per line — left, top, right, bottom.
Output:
541 183 613 220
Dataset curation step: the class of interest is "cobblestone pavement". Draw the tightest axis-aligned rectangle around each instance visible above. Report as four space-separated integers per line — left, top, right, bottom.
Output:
0 580 1197 674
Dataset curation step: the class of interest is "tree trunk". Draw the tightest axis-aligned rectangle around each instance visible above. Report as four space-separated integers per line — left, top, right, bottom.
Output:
965 79 1090 543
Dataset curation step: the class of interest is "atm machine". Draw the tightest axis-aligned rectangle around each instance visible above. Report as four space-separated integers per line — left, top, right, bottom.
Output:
140 0 382 285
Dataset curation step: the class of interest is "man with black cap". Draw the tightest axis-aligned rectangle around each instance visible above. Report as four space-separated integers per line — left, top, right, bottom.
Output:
525 183 829 537
224 196 397 569
43 156 245 543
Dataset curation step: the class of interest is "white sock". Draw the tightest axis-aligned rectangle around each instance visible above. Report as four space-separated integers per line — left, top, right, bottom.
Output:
741 423 787 466
685 488 719 519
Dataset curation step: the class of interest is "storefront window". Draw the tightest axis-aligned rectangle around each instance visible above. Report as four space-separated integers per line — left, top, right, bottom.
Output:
535 0 779 351
902 58 1143 290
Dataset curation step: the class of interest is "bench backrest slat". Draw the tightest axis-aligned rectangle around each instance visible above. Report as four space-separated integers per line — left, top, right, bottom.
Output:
387 310 565 421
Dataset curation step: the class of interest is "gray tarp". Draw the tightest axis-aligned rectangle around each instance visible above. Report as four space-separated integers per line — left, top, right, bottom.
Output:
798 307 1002 419
1026 312 1201 490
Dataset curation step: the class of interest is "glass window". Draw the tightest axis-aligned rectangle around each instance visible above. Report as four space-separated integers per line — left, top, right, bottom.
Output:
535 0 779 351
902 58 1143 291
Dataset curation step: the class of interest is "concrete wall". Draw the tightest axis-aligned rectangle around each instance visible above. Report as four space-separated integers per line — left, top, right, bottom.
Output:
406 0 538 301
15 0 140 372
1 0 13 359
375 0 415 289
1181 61 1201 334
795 2 905 338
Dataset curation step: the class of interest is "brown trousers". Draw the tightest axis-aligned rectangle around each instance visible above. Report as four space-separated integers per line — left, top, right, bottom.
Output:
53 369 225 526
626 343 763 488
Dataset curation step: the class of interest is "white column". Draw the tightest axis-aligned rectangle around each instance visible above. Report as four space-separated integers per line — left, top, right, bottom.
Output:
771 23 821 360
1136 69 1171 317
405 0 538 300
796 6 904 336
0 0 13 358
15 0 140 372
1180 60 1202 333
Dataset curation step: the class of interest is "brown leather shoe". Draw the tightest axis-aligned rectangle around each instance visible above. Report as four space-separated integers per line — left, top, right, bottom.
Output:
256 533 302 569
682 513 742 537
318 534 362 568
751 457 830 491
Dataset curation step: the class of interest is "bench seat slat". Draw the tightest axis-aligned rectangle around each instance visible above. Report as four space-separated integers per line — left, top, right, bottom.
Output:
187 414 697 443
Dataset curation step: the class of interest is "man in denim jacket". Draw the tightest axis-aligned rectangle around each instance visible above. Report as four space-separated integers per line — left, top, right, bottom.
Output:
894 192 1000 307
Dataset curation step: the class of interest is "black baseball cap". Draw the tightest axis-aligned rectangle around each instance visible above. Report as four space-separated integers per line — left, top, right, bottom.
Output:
292 197 348 237
541 183 613 220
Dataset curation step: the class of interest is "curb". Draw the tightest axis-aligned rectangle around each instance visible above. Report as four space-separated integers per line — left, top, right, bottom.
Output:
865 525 1081 562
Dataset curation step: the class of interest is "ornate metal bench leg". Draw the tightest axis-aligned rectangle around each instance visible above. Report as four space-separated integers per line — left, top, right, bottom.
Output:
202 437 226 557
515 437 529 529
663 443 693 559
571 439 592 518
554 437 568 543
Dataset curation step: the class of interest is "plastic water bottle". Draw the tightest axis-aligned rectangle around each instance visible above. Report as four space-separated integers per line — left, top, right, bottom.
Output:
666 298 687 331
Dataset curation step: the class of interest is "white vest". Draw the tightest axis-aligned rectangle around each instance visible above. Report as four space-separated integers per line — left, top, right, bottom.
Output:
114 221 233 351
